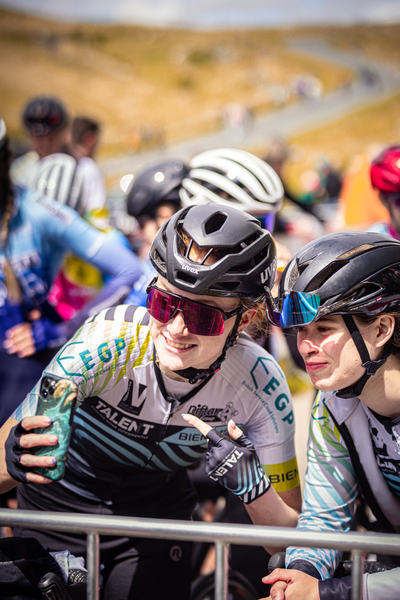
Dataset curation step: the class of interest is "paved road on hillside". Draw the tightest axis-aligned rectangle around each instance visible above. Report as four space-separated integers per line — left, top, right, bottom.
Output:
100 38 400 179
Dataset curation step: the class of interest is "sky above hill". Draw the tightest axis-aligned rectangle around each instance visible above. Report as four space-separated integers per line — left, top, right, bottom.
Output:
1 0 400 28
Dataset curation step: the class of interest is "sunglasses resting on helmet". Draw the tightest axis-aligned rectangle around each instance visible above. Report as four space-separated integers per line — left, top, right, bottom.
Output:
146 280 245 336
266 289 321 328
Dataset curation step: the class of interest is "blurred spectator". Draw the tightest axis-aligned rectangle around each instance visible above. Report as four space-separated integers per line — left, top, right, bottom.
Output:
291 75 324 100
123 159 189 307
263 139 325 247
9 96 132 325
11 96 106 217
221 103 252 139
0 116 143 425
71 116 100 160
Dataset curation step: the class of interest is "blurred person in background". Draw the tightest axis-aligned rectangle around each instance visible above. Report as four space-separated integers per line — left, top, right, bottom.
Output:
11 96 106 217
368 145 400 240
10 96 133 323
179 148 299 353
263 139 325 247
123 159 190 307
71 116 101 160
0 116 143 426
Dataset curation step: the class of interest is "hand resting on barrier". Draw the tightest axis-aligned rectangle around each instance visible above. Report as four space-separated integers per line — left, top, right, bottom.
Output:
260 569 320 600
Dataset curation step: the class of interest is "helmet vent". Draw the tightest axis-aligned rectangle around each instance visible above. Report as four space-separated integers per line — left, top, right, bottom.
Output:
176 272 197 285
211 281 242 293
151 249 167 275
230 248 268 274
305 260 347 293
337 244 375 259
204 212 227 234
351 283 382 302
283 258 300 290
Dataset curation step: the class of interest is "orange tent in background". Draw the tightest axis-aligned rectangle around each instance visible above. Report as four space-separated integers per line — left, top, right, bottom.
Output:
337 152 389 230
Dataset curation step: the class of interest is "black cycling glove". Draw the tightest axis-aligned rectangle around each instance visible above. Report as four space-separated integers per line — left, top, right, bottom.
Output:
5 422 31 484
205 428 271 504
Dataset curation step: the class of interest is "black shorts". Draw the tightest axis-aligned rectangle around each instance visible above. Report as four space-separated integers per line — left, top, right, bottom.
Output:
15 472 197 600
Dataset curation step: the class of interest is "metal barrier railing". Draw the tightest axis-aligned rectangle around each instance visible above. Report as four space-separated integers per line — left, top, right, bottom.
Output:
1 508 399 600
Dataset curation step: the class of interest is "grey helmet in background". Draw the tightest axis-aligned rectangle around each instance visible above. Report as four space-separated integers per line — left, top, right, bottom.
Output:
179 148 284 231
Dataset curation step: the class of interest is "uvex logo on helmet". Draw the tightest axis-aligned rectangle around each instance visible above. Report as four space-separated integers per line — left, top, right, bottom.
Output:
260 258 276 285
182 264 199 274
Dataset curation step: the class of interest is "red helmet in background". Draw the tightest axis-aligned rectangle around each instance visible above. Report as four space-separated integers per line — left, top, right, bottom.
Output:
370 145 400 193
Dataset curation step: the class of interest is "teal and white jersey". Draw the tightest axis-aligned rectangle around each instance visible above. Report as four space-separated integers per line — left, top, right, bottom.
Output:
13 305 299 503
286 390 400 579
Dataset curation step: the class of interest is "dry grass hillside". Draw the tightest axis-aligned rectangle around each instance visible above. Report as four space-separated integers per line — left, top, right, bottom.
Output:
1 8 400 187
0 11 362 145
276 92 400 194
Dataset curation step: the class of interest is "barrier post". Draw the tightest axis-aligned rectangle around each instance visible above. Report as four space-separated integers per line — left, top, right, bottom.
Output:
214 542 229 600
86 532 100 600
351 550 365 600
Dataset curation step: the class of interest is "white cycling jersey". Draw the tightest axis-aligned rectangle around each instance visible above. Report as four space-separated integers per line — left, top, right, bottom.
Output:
13 304 300 504
11 152 106 217
286 390 400 579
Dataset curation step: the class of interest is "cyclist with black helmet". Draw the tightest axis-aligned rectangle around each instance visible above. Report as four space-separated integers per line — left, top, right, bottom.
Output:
0 203 301 600
261 231 400 600
123 159 190 307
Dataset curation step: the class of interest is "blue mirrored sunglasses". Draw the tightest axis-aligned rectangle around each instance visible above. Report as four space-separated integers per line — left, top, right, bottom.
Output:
266 290 321 328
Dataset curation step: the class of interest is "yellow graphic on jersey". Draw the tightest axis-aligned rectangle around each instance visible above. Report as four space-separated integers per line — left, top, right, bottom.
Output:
263 456 300 493
63 253 103 289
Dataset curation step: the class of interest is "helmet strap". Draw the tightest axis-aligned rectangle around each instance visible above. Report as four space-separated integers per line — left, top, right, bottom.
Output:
173 313 242 384
336 314 393 399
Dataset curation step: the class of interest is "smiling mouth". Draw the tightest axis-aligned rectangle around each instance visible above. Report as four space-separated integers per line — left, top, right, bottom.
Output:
164 337 194 350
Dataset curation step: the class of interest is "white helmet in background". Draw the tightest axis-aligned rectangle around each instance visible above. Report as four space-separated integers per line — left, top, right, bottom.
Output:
25 153 85 215
179 148 284 217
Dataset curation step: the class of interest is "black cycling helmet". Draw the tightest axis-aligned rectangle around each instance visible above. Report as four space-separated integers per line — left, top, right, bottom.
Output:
276 231 400 318
150 203 277 302
22 96 69 136
127 160 189 219
149 203 277 383
269 231 400 398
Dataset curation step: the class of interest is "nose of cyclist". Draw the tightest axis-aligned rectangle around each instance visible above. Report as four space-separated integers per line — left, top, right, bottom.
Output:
167 309 189 335
297 330 319 358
